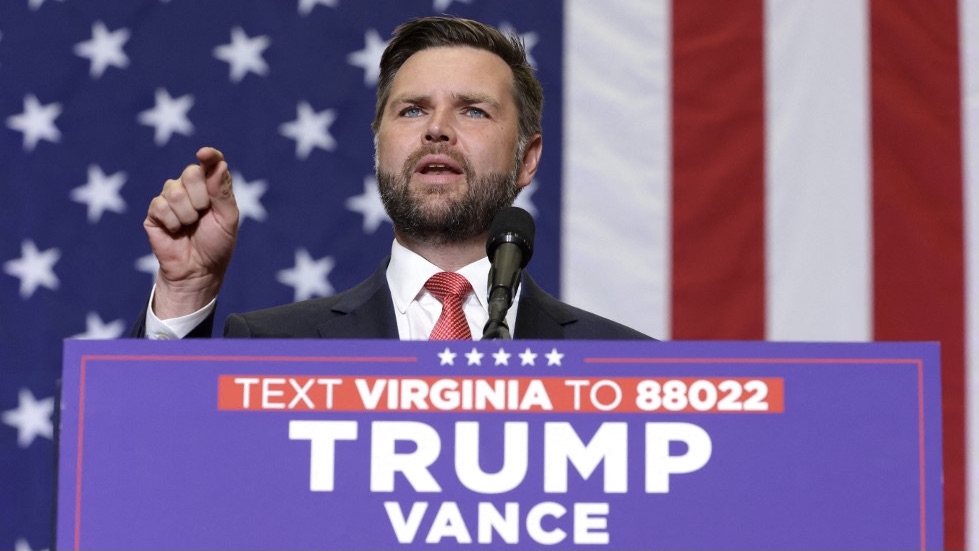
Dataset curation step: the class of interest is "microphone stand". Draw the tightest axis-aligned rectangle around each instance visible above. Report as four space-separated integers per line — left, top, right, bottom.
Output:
482 286 513 340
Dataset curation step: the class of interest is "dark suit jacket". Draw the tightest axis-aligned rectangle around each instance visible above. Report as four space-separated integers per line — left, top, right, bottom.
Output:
133 261 652 340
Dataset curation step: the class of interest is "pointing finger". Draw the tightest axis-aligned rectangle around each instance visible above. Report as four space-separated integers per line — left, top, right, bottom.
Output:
196 146 225 177
197 149 238 226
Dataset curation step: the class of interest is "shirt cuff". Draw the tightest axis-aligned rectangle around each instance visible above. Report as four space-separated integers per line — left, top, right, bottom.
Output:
144 284 217 340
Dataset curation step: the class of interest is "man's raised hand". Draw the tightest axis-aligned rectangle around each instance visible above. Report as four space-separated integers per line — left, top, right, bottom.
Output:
144 147 239 319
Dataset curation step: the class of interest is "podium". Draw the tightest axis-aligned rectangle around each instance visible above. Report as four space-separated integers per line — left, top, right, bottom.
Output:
56 339 943 550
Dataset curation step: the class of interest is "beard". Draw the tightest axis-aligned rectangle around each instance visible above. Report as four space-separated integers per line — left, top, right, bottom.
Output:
377 144 523 245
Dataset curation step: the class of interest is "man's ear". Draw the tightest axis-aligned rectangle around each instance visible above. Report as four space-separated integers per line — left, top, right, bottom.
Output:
517 134 543 189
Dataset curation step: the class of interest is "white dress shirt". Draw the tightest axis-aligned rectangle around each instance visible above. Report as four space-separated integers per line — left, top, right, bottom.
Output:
144 285 216 340
145 239 520 340
386 239 519 340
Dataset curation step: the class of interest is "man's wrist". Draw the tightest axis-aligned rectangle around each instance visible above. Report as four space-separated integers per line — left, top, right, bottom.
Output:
152 276 221 319
145 284 217 339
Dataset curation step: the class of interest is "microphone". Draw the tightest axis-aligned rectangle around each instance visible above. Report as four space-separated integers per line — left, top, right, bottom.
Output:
482 206 535 340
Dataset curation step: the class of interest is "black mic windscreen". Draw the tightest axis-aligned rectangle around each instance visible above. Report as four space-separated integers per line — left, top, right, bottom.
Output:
486 206 535 267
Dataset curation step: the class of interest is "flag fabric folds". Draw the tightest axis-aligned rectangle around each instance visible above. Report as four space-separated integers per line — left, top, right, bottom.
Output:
563 0 977 548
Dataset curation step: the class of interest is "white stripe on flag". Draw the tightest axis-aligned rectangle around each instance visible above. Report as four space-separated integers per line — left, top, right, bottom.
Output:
562 0 671 339
764 0 872 341
963 0 979 544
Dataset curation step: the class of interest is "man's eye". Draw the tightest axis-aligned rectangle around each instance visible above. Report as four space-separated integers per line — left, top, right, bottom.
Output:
400 106 423 117
465 107 488 118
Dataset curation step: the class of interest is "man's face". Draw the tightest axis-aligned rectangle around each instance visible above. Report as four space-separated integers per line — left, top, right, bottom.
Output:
375 46 541 244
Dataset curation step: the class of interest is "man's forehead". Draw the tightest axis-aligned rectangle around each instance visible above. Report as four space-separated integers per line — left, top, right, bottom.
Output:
392 46 514 88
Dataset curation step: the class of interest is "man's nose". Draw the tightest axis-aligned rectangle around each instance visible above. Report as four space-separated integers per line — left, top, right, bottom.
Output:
425 109 456 144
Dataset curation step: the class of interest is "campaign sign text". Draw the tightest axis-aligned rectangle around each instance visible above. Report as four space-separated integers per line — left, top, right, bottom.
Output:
57 339 942 550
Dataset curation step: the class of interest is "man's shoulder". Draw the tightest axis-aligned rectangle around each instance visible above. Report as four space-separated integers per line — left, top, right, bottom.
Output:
562 302 653 340
223 264 393 338
518 275 654 340
223 294 351 338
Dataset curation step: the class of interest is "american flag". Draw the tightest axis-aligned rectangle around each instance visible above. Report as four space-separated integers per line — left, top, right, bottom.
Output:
0 0 975 550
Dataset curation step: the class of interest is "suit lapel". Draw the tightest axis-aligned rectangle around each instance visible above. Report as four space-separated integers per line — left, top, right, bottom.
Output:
513 274 575 339
316 262 399 339
310 266 574 340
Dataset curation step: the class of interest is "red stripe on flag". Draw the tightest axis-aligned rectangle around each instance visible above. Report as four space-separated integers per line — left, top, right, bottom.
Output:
671 1 766 339
870 0 965 547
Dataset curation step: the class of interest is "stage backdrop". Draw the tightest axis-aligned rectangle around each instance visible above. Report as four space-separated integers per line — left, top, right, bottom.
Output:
1 0 977 549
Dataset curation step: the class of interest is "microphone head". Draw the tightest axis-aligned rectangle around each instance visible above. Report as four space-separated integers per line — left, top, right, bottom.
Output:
486 206 535 267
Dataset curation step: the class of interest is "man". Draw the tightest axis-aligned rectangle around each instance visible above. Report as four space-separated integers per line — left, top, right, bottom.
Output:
134 16 649 341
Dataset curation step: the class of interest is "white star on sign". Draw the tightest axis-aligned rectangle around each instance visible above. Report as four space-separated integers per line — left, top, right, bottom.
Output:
465 347 485 366
213 26 270 83
347 29 388 86
438 347 457 366
518 348 538 366
1 388 54 448
70 164 127 223
279 101 336 159
277 248 334 302
74 21 130 79
545 348 564 366
4 240 60 299
138 88 194 146
297 0 337 16
6 94 62 152
231 171 268 226
492 348 512 366
433 0 471 11
499 22 539 68
72 312 127 339
345 175 389 234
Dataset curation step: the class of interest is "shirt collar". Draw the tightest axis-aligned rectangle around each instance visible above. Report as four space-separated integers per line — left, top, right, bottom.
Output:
387 239 491 314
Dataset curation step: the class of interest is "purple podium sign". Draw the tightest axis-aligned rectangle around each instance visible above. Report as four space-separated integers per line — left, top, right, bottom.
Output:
57 339 942 550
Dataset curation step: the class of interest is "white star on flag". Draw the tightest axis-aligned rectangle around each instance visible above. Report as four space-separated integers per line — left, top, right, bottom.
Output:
72 312 127 339
347 29 388 86
6 94 62 152
545 348 564 366
297 0 337 16
137 88 195 146
498 22 539 68
70 164 127 223
28 0 63 11
345 175 389 233
213 27 270 83
433 0 471 12
134 253 160 279
465 347 485 366
14 537 46 551
518 348 538 366
1 388 53 448
279 101 336 159
232 172 268 226
73 21 130 79
492 348 512 365
437 347 457 366
276 248 334 301
4 240 60 299
512 179 539 217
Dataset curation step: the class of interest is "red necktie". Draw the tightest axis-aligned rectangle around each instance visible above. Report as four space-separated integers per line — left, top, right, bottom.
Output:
425 272 474 340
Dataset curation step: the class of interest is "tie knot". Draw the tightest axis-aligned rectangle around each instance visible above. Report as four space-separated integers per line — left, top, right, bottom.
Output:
424 272 473 302
424 272 473 340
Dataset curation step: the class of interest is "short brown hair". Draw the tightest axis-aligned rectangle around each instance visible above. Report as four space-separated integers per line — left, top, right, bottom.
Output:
371 16 544 143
